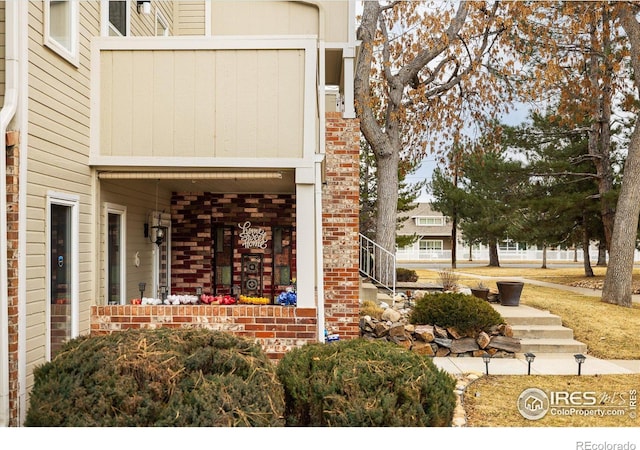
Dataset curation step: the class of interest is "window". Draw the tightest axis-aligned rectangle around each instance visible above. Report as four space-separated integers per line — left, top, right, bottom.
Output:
48 193 79 360
416 216 444 226
108 0 129 36
419 239 443 251
44 0 79 65
106 205 127 305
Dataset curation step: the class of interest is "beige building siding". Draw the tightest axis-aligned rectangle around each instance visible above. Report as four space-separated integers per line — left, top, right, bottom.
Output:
99 180 172 303
211 1 318 36
24 1 99 384
130 0 175 36
174 1 205 36
209 1 348 42
99 48 304 159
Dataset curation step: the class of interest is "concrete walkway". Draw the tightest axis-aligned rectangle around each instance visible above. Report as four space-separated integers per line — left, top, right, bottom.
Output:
432 352 640 375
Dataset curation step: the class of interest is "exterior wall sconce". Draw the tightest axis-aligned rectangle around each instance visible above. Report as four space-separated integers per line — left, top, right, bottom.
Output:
482 352 491 375
524 352 536 375
137 1 151 15
574 353 586 375
144 216 167 246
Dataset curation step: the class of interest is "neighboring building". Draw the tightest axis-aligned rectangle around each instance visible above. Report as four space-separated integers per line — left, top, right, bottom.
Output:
396 202 607 263
396 203 453 260
1 0 360 426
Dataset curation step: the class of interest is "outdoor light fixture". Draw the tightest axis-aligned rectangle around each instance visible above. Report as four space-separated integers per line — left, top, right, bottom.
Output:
482 352 491 375
524 352 536 375
138 282 146 299
574 353 586 375
137 1 151 15
196 286 202 297
160 285 167 301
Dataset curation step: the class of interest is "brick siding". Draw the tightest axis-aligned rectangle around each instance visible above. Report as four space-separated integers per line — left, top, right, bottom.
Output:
6 134 19 426
90 305 317 360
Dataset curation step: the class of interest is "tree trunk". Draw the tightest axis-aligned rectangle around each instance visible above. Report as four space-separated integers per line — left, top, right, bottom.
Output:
602 6 640 307
451 209 457 269
582 222 594 277
588 9 616 252
597 241 607 266
375 151 400 286
541 245 547 269
488 238 500 267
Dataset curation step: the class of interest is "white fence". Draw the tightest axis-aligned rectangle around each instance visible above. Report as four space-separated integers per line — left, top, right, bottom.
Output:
395 245 640 263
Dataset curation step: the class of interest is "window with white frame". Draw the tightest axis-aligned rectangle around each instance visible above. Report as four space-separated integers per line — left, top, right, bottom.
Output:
105 204 127 305
419 239 443 251
108 0 129 36
44 0 79 65
415 216 444 226
47 193 79 360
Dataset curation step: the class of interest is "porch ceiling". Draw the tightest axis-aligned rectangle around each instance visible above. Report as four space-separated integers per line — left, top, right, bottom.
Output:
97 169 296 194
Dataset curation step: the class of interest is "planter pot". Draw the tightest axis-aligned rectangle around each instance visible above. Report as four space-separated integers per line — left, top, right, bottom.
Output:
470 288 490 301
496 281 524 306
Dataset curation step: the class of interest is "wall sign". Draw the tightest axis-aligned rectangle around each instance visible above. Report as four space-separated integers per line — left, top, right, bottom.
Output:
238 221 268 249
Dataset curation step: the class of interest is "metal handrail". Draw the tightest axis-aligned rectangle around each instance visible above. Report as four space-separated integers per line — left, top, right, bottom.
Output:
359 233 396 296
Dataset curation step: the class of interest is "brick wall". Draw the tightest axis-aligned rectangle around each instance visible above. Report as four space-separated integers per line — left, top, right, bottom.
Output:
90 305 317 360
171 193 296 299
6 134 19 426
322 113 360 339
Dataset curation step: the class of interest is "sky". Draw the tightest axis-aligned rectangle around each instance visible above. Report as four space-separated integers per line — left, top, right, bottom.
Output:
411 102 533 202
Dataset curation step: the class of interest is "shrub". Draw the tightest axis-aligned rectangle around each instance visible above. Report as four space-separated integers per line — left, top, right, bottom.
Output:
438 268 459 291
396 267 419 282
276 339 456 427
25 328 285 427
409 292 505 337
359 299 384 319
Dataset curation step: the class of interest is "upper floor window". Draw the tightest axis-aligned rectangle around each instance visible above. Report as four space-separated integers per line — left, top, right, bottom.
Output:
415 217 444 226
44 0 79 66
109 0 129 36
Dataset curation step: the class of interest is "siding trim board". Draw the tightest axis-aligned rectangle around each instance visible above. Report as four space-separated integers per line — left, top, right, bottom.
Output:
91 36 318 163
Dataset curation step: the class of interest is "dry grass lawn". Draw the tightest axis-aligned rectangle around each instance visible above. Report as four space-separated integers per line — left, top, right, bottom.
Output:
408 265 640 427
464 375 639 427
413 266 640 360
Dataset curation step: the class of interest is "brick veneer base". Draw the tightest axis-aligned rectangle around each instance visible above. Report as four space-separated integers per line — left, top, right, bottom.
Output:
90 305 317 360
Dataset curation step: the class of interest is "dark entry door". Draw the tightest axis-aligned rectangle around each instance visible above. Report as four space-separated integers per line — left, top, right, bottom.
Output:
241 254 263 297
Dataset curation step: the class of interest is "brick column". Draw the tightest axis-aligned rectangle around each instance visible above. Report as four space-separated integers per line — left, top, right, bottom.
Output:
322 113 360 339
6 133 19 426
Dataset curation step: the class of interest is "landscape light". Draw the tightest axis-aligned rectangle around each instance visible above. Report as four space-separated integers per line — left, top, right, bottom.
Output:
524 352 536 375
482 352 491 375
574 354 586 376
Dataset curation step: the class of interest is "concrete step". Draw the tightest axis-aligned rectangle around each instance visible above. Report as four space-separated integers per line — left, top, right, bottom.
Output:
359 281 379 303
491 304 587 354
492 304 563 326
511 324 575 340
519 338 588 354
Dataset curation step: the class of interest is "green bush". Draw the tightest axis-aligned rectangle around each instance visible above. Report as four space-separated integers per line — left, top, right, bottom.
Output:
396 267 419 282
409 292 505 336
25 328 285 427
276 339 456 427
